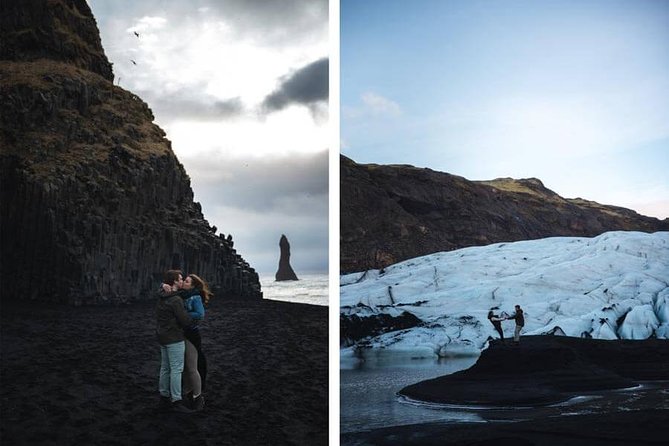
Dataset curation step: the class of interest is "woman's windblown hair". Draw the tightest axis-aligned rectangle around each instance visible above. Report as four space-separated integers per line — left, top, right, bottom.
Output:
188 274 213 306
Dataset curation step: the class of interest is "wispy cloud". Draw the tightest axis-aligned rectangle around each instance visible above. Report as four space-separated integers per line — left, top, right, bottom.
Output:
361 92 402 116
343 91 402 119
126 16 167 34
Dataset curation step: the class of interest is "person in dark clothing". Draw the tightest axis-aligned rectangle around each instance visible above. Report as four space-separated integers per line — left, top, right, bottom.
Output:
179 274 212 411
161 273 213 411
187 274 212 394
487 309 505 342
156 269 194 413
508 304 525 345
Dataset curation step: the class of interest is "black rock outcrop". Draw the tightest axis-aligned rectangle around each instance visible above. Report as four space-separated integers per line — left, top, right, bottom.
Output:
0 0 262 304
341 155 669 273
275 234 298 281
340 310 423 347
399 335 669 406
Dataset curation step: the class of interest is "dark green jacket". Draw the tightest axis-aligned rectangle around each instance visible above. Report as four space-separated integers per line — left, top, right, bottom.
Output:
156 289 192 345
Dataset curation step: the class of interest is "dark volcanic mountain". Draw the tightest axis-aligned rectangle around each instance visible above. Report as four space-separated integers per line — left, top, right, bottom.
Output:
0 0 262 303
341 155 668 273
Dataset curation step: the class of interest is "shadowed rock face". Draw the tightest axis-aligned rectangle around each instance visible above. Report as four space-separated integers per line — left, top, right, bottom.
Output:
275 235 299 281
341 155 669 273
0 0 262 304
340 310 422 347
399 336 669 406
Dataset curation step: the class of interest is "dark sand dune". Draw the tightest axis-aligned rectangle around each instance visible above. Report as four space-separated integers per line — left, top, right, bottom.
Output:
1 298 327 445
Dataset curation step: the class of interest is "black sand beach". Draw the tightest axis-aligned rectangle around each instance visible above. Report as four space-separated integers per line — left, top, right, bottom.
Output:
343 336 669 445
1 298 327 445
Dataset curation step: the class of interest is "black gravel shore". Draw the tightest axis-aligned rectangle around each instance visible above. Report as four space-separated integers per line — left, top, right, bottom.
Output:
1 298 328 445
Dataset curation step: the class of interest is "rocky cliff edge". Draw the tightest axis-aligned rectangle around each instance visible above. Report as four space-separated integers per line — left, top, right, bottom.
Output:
0 0 262 303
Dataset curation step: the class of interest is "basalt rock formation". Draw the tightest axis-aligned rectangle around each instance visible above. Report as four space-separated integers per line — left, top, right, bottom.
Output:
0 0 262 304
275 234 299 281
341 155 669 273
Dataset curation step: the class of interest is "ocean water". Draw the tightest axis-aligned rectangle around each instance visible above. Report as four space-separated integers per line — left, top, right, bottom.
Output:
260 273 329 306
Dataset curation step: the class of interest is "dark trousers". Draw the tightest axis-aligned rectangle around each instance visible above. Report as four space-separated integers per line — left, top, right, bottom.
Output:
492 322 504 340
185 329 208 393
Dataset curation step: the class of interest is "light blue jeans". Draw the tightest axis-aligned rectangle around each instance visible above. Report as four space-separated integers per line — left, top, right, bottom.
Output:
159 341 185 402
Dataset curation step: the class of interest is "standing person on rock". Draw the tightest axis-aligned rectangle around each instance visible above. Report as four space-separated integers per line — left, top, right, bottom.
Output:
487 309 505 343
178 273 212 412
507 304 525 345
156 269 194 413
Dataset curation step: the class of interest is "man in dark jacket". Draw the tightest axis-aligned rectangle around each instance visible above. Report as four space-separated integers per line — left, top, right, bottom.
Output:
508 304 525 345
156 269 194 412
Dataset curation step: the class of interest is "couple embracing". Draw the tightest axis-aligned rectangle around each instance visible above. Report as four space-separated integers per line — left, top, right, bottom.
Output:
487 304 524 345
156 269 211 413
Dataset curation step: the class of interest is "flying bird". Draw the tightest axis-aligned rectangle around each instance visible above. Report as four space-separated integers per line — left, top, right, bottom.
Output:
130 59 137 65
134 31 140 38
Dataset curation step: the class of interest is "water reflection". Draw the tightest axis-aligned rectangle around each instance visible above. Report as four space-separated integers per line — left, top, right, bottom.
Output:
341 354 669 434
340 356 480 433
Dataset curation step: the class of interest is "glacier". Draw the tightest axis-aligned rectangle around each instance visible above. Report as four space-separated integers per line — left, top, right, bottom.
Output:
340 231 669 361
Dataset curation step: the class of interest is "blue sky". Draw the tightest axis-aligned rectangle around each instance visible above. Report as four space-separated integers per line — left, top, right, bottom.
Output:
341 0 669 219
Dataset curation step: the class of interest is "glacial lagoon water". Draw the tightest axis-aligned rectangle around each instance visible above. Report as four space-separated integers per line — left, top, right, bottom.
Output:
341 355 669 435
341 357 480 433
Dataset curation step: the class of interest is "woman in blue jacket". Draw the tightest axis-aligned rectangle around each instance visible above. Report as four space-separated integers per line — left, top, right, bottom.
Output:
180 273 212 411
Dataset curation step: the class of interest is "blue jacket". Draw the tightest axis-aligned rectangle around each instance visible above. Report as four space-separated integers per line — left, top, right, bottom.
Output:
184 294 205 324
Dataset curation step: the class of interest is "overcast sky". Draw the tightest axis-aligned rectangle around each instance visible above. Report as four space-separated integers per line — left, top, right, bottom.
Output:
342 0 669 220
89 0 329 274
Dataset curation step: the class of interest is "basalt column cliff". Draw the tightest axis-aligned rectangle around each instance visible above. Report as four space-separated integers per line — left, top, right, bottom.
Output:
0 0 262 303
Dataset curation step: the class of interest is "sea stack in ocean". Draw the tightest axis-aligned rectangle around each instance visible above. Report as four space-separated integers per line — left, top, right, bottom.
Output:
275 235 299 281
0 0 262 304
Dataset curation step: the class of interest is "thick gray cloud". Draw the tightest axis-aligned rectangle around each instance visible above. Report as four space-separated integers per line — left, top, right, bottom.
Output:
262 58 329 114
92 0 327 46
180 150 329 274
185 150 328 211
90 0 330 274
134 85 245 122
202 0 328 45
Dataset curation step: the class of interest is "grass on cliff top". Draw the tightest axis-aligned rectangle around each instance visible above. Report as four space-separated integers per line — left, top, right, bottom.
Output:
481 179 634 218
477 178 548 197
1 60 174 176
0 59 99 89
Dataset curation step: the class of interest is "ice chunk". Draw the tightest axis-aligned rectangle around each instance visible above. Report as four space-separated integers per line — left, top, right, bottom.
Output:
618 304 660 340
439 340 481 358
